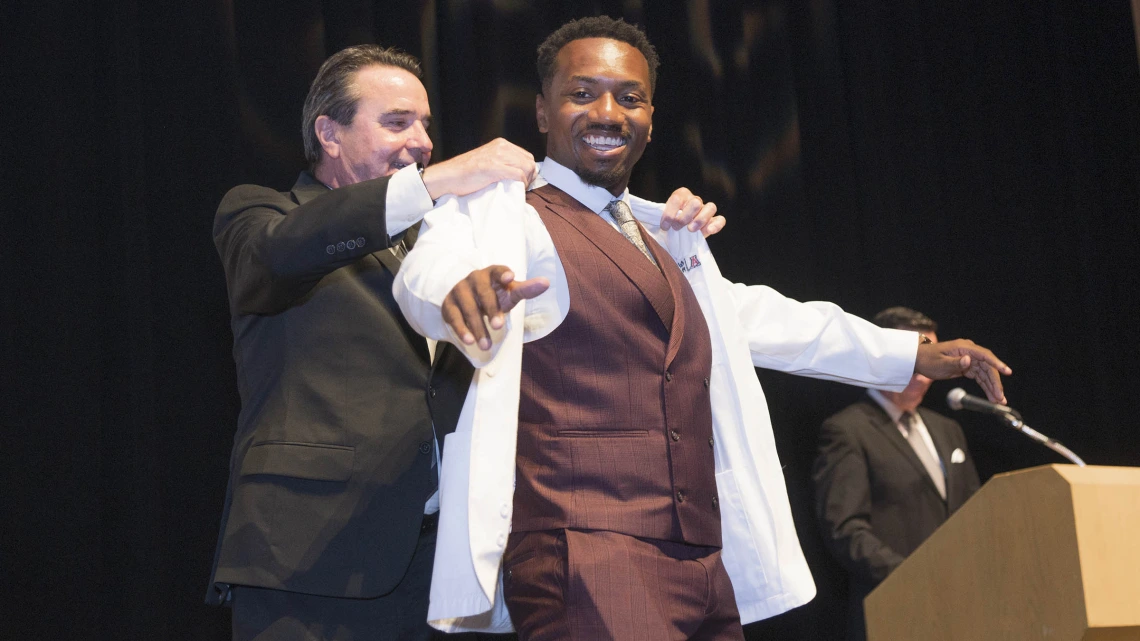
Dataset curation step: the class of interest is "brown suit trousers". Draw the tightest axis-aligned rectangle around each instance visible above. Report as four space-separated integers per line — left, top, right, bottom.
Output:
503 530 743 641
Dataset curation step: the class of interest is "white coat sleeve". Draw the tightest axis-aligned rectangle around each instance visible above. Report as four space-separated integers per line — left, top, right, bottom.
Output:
393 183 528 368
723 281 918 390
393 192 512 369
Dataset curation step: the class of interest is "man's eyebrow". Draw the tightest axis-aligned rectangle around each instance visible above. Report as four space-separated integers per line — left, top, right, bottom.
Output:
567 75 646 91
380 109 416 117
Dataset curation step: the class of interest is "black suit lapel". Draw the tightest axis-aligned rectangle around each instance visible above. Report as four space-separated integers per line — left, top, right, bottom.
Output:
865 401 946 503
373 221 420 274
342 215 427 364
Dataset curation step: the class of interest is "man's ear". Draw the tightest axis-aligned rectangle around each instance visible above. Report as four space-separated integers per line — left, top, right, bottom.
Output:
315 115 341 159
535 93 549 134
647 104 654 143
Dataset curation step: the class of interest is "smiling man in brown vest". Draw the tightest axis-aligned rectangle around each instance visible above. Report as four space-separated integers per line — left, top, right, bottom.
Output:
500 21 737 640
395 16 1012 641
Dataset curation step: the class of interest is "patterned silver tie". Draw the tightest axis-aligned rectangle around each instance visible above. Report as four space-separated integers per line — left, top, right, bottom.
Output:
902 412 946 500
606 199 658 267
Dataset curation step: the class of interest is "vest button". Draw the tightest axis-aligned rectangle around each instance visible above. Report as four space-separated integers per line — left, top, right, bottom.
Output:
676 490 685 503
428 387 437 399
418 441 432 454
665 371 673 382
712 497 719 510
704 377 710 388
708 437 714 448
670 429 680 442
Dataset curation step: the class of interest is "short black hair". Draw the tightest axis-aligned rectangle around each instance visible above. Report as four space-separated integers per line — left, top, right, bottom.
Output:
536 16 660 95
873 307 939 334
301 45 422 170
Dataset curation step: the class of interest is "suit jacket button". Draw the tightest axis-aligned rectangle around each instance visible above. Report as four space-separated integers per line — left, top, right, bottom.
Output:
337 241 346 252
712 496 719 510
346 239 356 250
708 437 714 448
326 244 336 254
670 429 681 442
676 490 685 503
356 237 366 247
418 441 432 455
665 371 673 382
428 387 437 399
704 377 710 388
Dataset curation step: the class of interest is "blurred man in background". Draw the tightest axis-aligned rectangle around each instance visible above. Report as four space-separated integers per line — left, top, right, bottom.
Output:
814 307 981 641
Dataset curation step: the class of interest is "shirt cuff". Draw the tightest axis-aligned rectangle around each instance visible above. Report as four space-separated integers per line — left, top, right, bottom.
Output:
385 164 435 237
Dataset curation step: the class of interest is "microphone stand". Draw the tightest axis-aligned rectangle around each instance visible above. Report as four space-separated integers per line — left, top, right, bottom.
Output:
999 414 1086 467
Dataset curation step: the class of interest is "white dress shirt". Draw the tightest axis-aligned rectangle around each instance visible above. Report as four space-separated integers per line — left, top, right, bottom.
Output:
385 164 436 236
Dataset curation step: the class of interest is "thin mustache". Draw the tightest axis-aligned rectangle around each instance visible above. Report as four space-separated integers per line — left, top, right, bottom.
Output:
581 124 629 137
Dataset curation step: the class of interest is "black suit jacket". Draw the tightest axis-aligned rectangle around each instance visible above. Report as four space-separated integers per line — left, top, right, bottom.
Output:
813 397 980 641
206 172 472 604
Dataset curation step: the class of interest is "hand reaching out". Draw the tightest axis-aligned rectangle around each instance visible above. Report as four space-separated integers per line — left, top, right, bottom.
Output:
442 266 550 350
915 339 1013 404
660 187 725 237
420 138 536 201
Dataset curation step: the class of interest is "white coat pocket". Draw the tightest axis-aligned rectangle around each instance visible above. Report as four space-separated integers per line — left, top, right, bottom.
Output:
714 469 769 592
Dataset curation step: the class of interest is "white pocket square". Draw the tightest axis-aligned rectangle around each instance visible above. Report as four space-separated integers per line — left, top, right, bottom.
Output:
950 448 966 464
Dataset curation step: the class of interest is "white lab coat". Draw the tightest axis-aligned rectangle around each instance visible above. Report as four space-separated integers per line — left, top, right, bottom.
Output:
394 179 918 633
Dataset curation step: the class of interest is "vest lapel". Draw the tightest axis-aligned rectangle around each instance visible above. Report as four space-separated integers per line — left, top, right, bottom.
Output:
644 230 687 370
529 185 674 332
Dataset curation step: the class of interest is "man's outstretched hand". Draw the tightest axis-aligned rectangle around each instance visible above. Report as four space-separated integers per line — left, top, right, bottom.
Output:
443 266 550 350
915 339 1013 404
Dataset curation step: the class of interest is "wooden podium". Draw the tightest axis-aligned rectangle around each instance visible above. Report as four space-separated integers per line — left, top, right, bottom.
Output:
864 465 1140 641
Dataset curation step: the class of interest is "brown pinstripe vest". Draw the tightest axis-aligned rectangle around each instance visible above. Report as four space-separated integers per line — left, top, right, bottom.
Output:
511 184 721 547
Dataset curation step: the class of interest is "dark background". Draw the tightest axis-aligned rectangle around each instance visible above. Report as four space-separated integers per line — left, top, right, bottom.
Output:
5 0 1138 639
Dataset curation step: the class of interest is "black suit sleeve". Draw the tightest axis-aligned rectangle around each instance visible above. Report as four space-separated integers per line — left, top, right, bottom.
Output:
813 417 907 584
213 176 393 315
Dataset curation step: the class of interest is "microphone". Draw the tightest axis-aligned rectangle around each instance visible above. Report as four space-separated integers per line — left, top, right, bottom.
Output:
946 388 1022 420
945 388 1086 466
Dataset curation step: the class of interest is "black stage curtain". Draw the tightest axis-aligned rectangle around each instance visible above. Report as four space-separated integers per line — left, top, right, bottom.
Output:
6 1 1138 639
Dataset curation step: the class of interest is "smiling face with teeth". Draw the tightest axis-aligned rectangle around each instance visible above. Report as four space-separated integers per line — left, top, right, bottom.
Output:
537 38 654 196
313 65 434 189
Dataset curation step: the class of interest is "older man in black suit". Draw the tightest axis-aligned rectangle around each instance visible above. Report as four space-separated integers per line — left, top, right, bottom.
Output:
205 45 537 641
813 307 982 641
